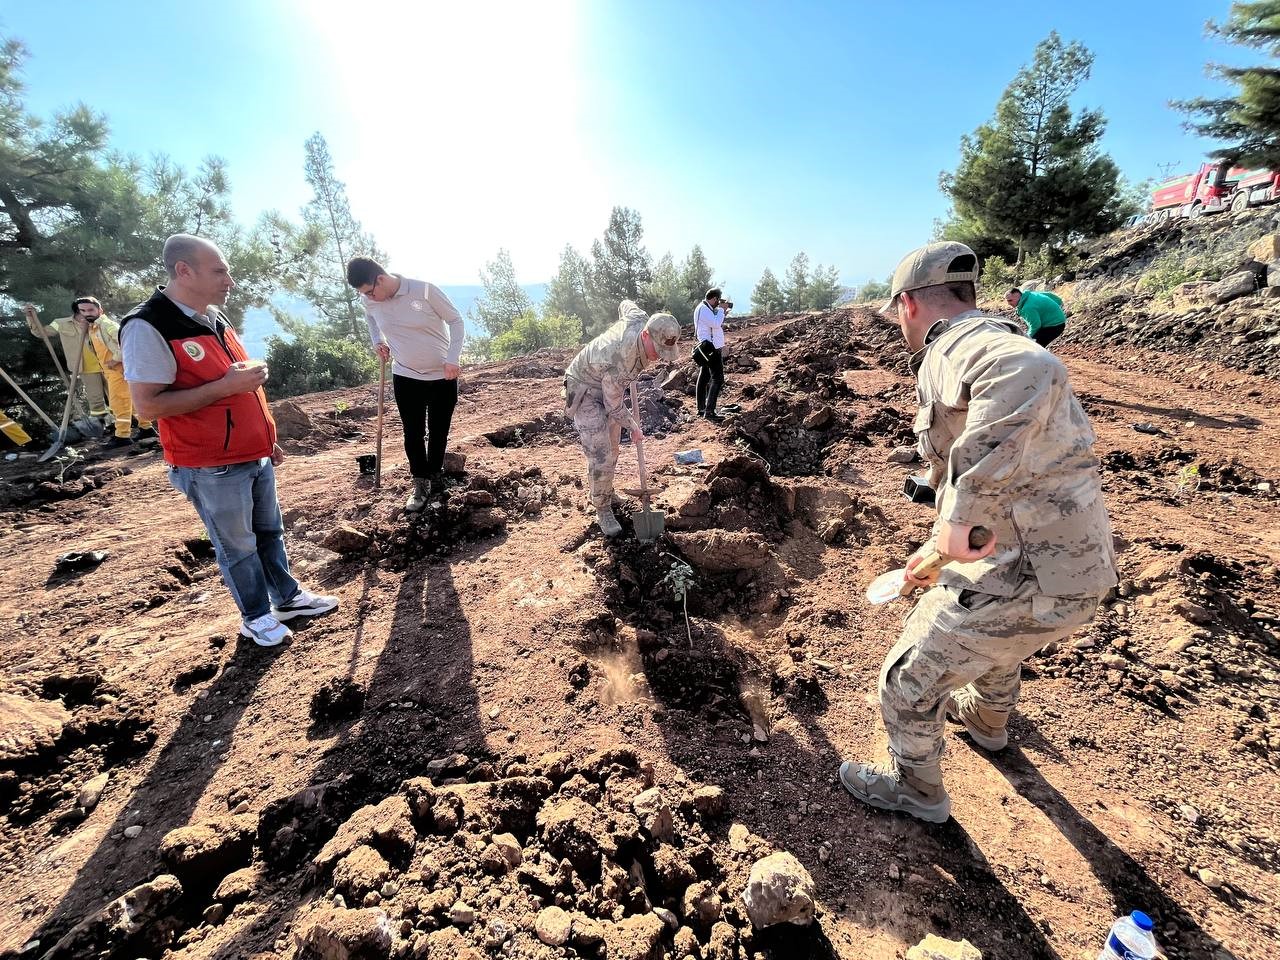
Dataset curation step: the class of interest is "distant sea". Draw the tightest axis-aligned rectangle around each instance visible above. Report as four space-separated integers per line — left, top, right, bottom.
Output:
238 284 548 357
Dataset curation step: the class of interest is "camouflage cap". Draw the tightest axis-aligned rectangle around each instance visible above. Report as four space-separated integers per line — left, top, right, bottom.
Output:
645 313 682 363
879 241 980 316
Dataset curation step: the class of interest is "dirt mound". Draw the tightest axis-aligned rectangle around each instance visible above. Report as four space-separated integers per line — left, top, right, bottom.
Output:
321 468 561 569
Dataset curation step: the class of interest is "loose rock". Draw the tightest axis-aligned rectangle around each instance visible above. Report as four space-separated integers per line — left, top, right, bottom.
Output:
741 851 815 928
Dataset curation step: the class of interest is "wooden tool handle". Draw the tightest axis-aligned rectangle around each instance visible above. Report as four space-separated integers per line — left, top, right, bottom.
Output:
630 387 650 506
901 526 993 594
373 356 387 490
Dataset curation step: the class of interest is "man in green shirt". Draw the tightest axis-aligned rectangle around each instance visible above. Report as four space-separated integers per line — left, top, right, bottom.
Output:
1006 288 1066 349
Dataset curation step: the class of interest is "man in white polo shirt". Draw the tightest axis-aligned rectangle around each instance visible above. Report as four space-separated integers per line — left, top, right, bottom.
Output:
347 257 464 513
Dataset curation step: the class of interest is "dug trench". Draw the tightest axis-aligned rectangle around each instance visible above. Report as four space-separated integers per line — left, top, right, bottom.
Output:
1 308 1278 959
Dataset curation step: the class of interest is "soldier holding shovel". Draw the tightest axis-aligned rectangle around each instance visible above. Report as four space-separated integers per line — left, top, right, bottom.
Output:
839 241 1117 824
563 300 682 537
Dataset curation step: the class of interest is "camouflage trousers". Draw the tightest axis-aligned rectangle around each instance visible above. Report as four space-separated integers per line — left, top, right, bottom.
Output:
572 394 623 509
879 580 1101 768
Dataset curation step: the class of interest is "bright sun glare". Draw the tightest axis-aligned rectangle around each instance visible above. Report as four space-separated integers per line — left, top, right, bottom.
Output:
288 0 607 280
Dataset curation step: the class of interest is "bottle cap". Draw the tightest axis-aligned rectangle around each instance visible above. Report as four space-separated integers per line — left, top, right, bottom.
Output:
1131 911 1154 931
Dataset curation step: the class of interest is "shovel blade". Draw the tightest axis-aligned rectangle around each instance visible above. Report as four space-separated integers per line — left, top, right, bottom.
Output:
38 433 66 464
865 568 909 605
631 507 665 542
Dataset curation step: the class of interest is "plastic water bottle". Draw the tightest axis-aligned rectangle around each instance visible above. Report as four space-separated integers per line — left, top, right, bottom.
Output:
1098 910 1160 959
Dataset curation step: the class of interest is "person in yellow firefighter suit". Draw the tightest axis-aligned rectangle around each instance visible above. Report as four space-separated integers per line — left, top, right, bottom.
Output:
23 302 109 418
0 410 32 448
73 296 157 448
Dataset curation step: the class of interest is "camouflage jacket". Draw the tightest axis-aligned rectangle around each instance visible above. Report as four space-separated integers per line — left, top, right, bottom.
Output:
914 310 1117 598
564 301 652 427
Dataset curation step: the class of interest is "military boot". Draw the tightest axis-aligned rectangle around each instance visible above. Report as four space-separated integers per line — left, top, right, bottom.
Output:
946 688 1009 751
838 759 951 824
404 477 430 513
596 505 622 537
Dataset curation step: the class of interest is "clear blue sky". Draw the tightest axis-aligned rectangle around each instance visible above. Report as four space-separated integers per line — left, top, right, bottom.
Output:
2 1 1245 297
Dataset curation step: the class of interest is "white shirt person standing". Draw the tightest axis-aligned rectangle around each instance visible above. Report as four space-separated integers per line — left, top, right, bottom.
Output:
692 287 728 421
346 256 464 513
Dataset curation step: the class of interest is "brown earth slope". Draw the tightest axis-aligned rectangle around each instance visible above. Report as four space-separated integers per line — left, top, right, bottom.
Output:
0 307 1277 960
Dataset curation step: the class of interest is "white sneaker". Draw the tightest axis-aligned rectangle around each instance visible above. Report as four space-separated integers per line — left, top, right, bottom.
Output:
273 588 340 622
240 614 291 647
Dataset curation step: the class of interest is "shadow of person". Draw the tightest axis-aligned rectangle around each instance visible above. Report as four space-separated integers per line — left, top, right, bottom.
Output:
26 638 280 949
198 554 482 960
982 727 1242 960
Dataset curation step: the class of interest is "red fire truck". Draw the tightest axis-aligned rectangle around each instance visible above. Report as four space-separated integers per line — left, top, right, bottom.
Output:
1149 160 1280 222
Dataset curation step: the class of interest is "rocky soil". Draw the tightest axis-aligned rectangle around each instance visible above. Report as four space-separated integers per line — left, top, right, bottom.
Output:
1 231 1278 960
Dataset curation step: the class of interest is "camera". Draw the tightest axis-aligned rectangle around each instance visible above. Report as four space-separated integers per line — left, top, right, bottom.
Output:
903 475 935 506
721 300 733 310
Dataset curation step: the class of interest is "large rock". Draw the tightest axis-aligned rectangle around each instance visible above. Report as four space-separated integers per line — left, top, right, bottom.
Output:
907 934 983 960
670 530 772 575
1247 234 1280 263
536 796 630 876
741 851 815 928
76 772 110 814
40 875 182 960
321 524 372 555
631 788 674 843
333 844 392 898
0 693 69 763
1267 259 1280 287
158 815 256 884
442 450 467 475
534 906 572 946
313 795 416 871
602 913 665 960
1211 270 1259 304
681 880 723 930
272 399 314 440
296 907 393 960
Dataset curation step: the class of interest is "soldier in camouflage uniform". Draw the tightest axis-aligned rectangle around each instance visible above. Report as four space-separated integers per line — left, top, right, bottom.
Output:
564 301 682 536
839 241 1118 824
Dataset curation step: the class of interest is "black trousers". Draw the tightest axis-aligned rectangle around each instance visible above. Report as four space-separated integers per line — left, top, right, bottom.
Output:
695 347 724 414
1034 324 1065 349
392 374 458 478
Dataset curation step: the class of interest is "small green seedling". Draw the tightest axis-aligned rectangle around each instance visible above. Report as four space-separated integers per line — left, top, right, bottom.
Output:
661 555 697 648
1174 462 1201 499
53 446 83 484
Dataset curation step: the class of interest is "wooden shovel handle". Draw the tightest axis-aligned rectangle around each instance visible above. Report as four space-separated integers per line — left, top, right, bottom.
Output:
905 526 994 587
629 386 650 506
374 355 386 490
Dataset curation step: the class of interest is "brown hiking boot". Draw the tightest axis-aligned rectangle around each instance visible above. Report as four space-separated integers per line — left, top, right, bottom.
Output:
596 505 622 537
838 759 951 824
946 689 1010 751
404 478 430 513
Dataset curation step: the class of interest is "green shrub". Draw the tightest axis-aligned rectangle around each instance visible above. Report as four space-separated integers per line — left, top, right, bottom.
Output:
265 326 377 399
1136 255 1199 300
491 310 580 360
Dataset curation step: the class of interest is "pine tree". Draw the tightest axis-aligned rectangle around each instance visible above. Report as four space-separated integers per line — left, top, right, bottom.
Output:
940 32 1126 264
782 252 811 310
679 244 714 319
472 248 532 338
751 268 785 314
0 33 285 424
545 244 593 342
1176 1 1280 169
587 206 652 333
295 132 383 340
806 263 842 309
642 253 689 320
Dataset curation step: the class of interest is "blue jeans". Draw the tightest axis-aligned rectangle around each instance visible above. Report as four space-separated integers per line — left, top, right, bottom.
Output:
170 458 300 620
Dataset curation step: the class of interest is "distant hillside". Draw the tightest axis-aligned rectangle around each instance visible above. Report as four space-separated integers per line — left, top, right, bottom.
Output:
239 284 548 357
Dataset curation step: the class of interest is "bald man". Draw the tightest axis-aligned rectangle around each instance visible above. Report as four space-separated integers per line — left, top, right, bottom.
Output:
120 234 338 648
